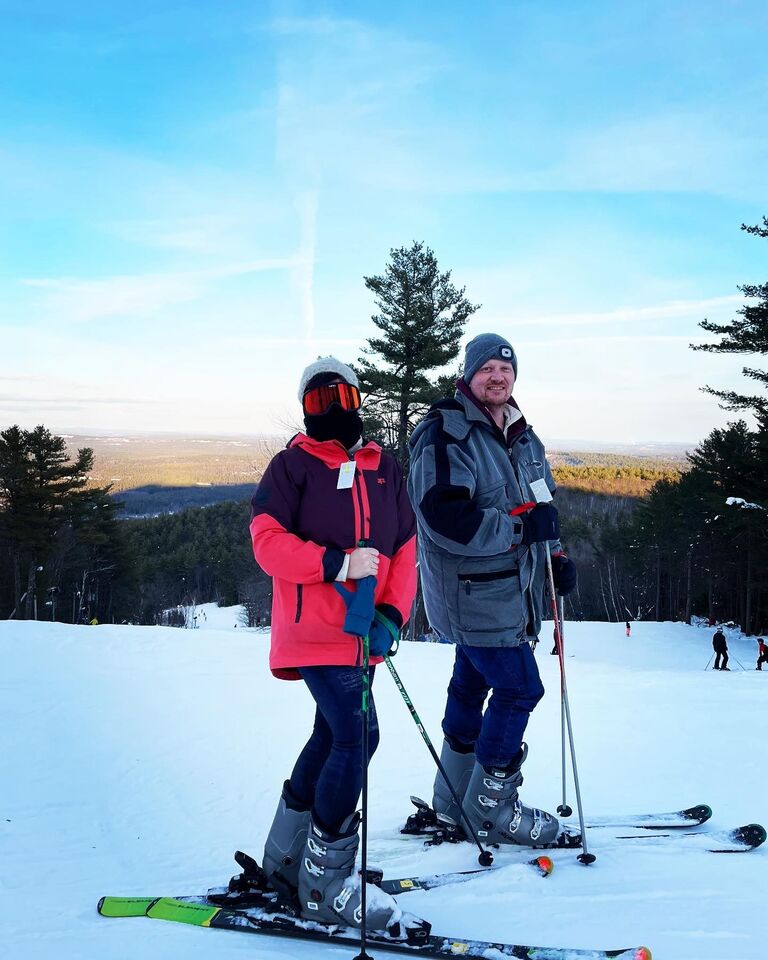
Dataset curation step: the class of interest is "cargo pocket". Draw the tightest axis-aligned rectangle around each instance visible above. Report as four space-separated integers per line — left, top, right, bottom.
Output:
456 567 523 634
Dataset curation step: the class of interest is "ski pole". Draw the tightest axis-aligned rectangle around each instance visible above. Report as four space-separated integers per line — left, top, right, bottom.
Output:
357 627 372 960
556 595 573 818
383 654 494 867
513 498 594 864
704 653 714 670
545 547 595 864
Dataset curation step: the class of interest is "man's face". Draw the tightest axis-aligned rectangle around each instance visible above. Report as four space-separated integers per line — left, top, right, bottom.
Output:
469 359 516 408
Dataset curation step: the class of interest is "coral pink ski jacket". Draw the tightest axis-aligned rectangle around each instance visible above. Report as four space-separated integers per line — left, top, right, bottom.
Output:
250 433 416 679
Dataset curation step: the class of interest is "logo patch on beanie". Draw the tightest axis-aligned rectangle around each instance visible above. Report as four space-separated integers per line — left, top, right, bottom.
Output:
500 346 513 359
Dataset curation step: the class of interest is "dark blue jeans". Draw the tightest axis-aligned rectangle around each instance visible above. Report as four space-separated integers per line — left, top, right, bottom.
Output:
442 644 544 768
288 665 379 834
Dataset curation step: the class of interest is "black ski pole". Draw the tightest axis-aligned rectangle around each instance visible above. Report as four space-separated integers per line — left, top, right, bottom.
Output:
383 654 494 867
555 595 572 818
704 653 714 670
356 626 372 960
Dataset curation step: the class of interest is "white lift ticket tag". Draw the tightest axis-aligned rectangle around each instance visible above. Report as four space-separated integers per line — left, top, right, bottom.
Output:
337 461 357 489
530 478 553 503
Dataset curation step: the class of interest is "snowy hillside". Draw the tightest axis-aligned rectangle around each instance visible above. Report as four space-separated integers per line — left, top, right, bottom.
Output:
1 611 765 960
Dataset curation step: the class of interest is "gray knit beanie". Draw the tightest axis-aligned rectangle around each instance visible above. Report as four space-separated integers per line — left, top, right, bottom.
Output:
297 356 359 402
463 333 517 383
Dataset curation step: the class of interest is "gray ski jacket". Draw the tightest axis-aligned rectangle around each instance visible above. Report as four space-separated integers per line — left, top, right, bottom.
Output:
407 387 561 647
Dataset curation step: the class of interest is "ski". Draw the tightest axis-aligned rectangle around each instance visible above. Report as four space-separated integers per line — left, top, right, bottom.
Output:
563 804 713 830
378 855 554 893
398 799 763 853
204 853 554 908
402 796 712 841
98 895 652 960
614 823 765 853
398 821 763 854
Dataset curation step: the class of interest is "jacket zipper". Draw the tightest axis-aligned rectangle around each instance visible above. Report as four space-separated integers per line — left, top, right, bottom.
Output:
460 568 519 595
295 584 303 623
353 470 370 543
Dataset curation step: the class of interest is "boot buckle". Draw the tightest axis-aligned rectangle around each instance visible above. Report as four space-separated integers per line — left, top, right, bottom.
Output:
304 856 325 878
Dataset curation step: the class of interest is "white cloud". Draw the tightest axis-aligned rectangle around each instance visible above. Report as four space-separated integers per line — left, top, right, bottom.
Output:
22 258 301 324
487 295 743 330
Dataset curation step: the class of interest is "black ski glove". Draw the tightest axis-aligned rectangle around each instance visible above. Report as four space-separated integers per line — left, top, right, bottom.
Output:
520 503 560 545
551 553 577 595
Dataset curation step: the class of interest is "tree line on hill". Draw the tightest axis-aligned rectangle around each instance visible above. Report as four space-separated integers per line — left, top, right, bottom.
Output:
2 220 767 632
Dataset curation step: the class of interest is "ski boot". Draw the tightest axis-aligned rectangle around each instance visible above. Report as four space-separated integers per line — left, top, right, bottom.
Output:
262 780 311 900
298 813 431 941
463 744 560 846
432 738 474 828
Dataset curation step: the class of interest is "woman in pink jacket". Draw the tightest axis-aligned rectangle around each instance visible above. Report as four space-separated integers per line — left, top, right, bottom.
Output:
249 357 423 938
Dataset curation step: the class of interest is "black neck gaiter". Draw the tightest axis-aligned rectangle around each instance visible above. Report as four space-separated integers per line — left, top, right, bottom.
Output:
304 406 363 449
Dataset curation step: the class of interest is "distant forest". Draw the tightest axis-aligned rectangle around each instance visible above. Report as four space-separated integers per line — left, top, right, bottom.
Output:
0 424 699 630
2 421 767 634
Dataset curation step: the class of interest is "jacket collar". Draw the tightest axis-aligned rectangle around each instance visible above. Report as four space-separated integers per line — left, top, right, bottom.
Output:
289 433 383 470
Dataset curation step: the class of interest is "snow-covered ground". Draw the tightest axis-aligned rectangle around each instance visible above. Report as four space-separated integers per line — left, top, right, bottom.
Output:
1 609 764 960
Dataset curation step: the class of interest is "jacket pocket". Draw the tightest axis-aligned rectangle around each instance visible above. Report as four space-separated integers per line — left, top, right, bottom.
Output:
456 566 523 634
295 584 303 623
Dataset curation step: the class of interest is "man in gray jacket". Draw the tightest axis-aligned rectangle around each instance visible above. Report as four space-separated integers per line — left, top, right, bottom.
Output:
408 333 577 846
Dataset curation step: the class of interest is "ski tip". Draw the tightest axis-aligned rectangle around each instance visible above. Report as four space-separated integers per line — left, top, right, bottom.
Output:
735 823 767 848
682 804 712 824
528 855 554 876
97 896 156 918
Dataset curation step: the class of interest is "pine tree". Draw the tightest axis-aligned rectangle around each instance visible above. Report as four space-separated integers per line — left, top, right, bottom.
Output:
0 425 123 620
355 242 480 467
692 216 768 415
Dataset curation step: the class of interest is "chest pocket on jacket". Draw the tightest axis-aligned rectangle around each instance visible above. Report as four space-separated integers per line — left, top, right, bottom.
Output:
474 480 509 510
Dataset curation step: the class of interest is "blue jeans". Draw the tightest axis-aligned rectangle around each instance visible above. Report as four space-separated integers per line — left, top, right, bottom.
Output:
442 644 544 768
288 665 379 833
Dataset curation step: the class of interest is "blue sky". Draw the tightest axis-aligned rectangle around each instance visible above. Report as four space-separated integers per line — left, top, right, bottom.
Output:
2 0 768 444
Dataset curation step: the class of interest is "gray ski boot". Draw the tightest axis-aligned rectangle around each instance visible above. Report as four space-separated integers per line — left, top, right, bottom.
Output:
262 781 310 900
298 813 429 938
432 739 474 826
463 744 560 846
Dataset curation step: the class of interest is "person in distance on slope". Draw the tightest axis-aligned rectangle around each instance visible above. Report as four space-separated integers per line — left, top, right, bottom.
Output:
407 333 577 846
625 621 631 637
756 637 767 671
712 627 729 671
249 357 425 937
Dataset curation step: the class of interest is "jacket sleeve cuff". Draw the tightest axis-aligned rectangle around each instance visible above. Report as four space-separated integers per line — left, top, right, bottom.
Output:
334 554 351 582
322 547 347 582
509 518 523 547
375 602 403 630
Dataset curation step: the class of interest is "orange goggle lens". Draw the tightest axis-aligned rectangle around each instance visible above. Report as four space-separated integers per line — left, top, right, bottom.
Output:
303 382 361 415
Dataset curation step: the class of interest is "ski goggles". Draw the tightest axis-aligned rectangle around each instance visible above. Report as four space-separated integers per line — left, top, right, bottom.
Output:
302 382 362 415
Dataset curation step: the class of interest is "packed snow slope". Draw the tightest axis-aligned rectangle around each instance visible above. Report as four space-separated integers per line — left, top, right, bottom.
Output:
1 610 765 960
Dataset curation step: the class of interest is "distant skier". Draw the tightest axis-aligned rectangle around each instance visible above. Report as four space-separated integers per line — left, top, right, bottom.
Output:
757 638 768 671
625 621 631 637
407 333 577 847
712 628 729 670
249 357 426 938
